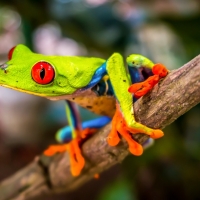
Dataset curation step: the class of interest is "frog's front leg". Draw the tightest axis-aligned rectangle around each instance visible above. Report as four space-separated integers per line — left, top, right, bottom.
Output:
44 101 85 176
44 101 111 176
106 53 164 155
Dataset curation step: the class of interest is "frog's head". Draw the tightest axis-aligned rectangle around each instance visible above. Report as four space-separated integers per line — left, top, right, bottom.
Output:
0 44 78 98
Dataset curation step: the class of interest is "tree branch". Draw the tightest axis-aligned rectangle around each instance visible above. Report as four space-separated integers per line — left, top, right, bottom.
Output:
0 55 200 200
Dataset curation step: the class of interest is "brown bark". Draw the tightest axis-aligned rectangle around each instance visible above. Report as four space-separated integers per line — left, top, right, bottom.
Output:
0 55 200 200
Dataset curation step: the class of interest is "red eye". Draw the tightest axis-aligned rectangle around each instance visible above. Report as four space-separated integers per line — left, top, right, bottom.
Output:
8 46 16 60
31 62 55 84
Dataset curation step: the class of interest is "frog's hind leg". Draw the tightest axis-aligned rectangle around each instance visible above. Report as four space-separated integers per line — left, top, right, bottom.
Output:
106 53 165 156
44 100 111 176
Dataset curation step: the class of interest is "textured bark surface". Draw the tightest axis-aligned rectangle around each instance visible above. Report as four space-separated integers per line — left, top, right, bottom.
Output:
0 55 200 200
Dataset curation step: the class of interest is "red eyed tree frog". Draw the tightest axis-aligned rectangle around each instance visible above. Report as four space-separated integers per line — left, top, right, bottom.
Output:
0 44 168 176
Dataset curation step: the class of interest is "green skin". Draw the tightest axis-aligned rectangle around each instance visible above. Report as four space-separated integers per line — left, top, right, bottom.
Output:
0 44 156 135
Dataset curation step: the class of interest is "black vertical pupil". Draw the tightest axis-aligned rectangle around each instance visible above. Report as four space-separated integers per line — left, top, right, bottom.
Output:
40 68 45 80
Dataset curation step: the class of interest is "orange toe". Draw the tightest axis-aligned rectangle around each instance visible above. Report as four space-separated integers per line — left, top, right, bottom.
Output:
128 82 150 97
107 131 120 146
117 123 143 156
69 139 85 176
134 86 151 98
44 144 68 156
129 142 143 156
128 75 159 98
107 105 144 156
44 139 85 176
146 75 159 86
150 129 164 139
128 82 143 93
152 63 168 78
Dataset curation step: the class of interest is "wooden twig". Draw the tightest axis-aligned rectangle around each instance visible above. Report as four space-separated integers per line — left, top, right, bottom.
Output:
0 55 200 200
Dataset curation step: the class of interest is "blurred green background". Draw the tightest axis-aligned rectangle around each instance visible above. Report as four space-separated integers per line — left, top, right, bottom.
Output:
0 0 200 199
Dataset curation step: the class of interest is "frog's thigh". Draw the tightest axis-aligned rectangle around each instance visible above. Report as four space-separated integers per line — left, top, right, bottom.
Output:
106 53 133 125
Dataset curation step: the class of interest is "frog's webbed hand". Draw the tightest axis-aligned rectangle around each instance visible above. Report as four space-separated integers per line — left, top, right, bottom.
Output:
106 53 167 155
128 63 168 98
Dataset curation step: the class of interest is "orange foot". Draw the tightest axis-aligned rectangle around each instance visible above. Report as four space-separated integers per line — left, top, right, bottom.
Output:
128 75 159 98
44 138 85 176
128 63 168 98
152 63 168 78
107 105 164 156
44 127 98 176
